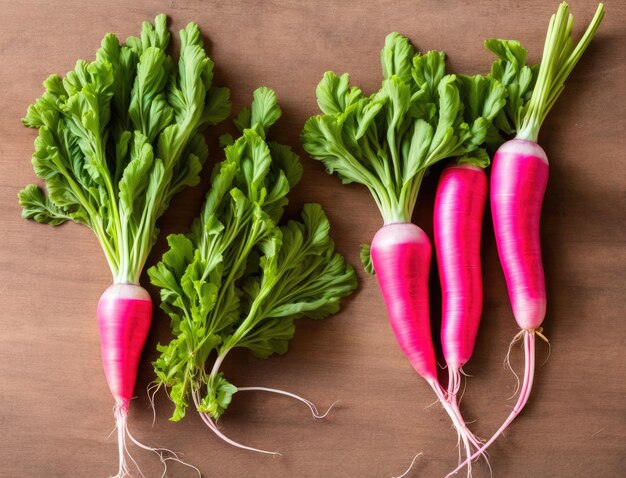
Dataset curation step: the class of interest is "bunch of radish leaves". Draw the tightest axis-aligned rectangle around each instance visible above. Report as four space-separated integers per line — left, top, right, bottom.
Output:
19 14 231 284
149 88 357 421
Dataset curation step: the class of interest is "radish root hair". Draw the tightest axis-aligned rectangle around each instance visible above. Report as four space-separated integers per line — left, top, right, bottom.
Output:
445 330 537 477
146 382 162 427
111 399 201 478
504 330 525 398
430 381 485 478
392 452 423 478
535 327 552 366
192 389 281 456
236 386 338 419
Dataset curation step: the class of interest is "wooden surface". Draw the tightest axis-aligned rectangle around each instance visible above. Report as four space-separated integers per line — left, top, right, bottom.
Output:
0 1 624 477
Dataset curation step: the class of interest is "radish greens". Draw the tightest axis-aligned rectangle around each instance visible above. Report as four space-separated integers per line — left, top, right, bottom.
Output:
148 87 357 424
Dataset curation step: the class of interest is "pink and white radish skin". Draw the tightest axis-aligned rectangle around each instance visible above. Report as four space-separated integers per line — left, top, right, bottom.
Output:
371 223 437 382
446 139 548 476
98 284 153 406
371 223 481 472
435 163 488 397
491 140 549 331
434 163 488 475
98 284 199 478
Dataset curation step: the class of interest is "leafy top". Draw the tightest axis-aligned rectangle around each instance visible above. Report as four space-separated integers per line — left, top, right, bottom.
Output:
302 33 506 224
148 88 357 421
19 14 231 284
514 2 604 141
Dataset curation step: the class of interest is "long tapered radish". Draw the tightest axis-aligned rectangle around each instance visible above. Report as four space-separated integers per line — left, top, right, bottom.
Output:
492 140 549 331
371 223 437 381
435 163 487 386
447 3 605 475
18 15 231 475
370 223 482 472
434 163 488 476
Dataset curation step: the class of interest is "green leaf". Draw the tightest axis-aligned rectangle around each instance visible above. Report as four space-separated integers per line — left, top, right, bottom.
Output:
316 72 362 115
119 133 154 217
381 32 415 83
126 14 170 56
269 141 303 188
412 50 447 101
359 243 375 275
485 39 536 135
240 318 296 359
129 47 173 142
250 87 282 133
18 184 73 226
198 374 238 420
458 148 491 168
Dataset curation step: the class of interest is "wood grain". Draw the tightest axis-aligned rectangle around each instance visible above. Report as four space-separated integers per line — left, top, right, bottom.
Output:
0 1 624 477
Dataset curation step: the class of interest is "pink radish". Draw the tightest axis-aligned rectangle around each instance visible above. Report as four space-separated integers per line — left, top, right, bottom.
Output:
435 163 487 401
371 223 482 472
447 3 605 475
97 285 200 477
18 15 230 476
434 163 488 476
302 34 501 472
371 223 437 381
98 284 153 405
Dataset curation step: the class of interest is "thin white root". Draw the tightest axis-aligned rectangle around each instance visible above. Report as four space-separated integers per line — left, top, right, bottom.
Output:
236 386 338 419
110 399 201 478
535 328 552 366
146 382 161 428
192 390 281 456
430 381 489 478
503 330 525 398
392 452 423 478
445 331 536 478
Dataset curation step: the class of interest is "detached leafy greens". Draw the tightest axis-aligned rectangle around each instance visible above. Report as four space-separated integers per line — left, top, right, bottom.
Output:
19 14 231 284
148 88 356 451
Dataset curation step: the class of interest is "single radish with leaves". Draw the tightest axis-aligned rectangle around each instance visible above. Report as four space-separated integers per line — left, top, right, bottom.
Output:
19 14 230 477
434 74 516 456
302 33 505 470
148 87 357 454
447 3 605 475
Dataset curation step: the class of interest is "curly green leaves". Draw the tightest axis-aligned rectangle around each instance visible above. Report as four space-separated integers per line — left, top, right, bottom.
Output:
19 15 231 284
484 39 536 136
303 33 505 225
149 89 356 421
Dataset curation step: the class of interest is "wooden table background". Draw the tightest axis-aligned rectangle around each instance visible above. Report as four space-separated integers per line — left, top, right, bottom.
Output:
0 1 624 477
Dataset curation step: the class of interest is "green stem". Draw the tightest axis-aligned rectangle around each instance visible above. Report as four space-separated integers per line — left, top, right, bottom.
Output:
50 154 119 275
517 2 604 142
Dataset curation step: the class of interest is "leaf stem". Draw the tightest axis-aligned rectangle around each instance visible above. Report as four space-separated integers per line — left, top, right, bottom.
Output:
517 2 604 142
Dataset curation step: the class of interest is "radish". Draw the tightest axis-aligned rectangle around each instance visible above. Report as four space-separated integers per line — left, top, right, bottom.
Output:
435 162 487 401
435 74 508 447
447 3 605 475
19 14 230 476
371 223 436 381
303 33 506 469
